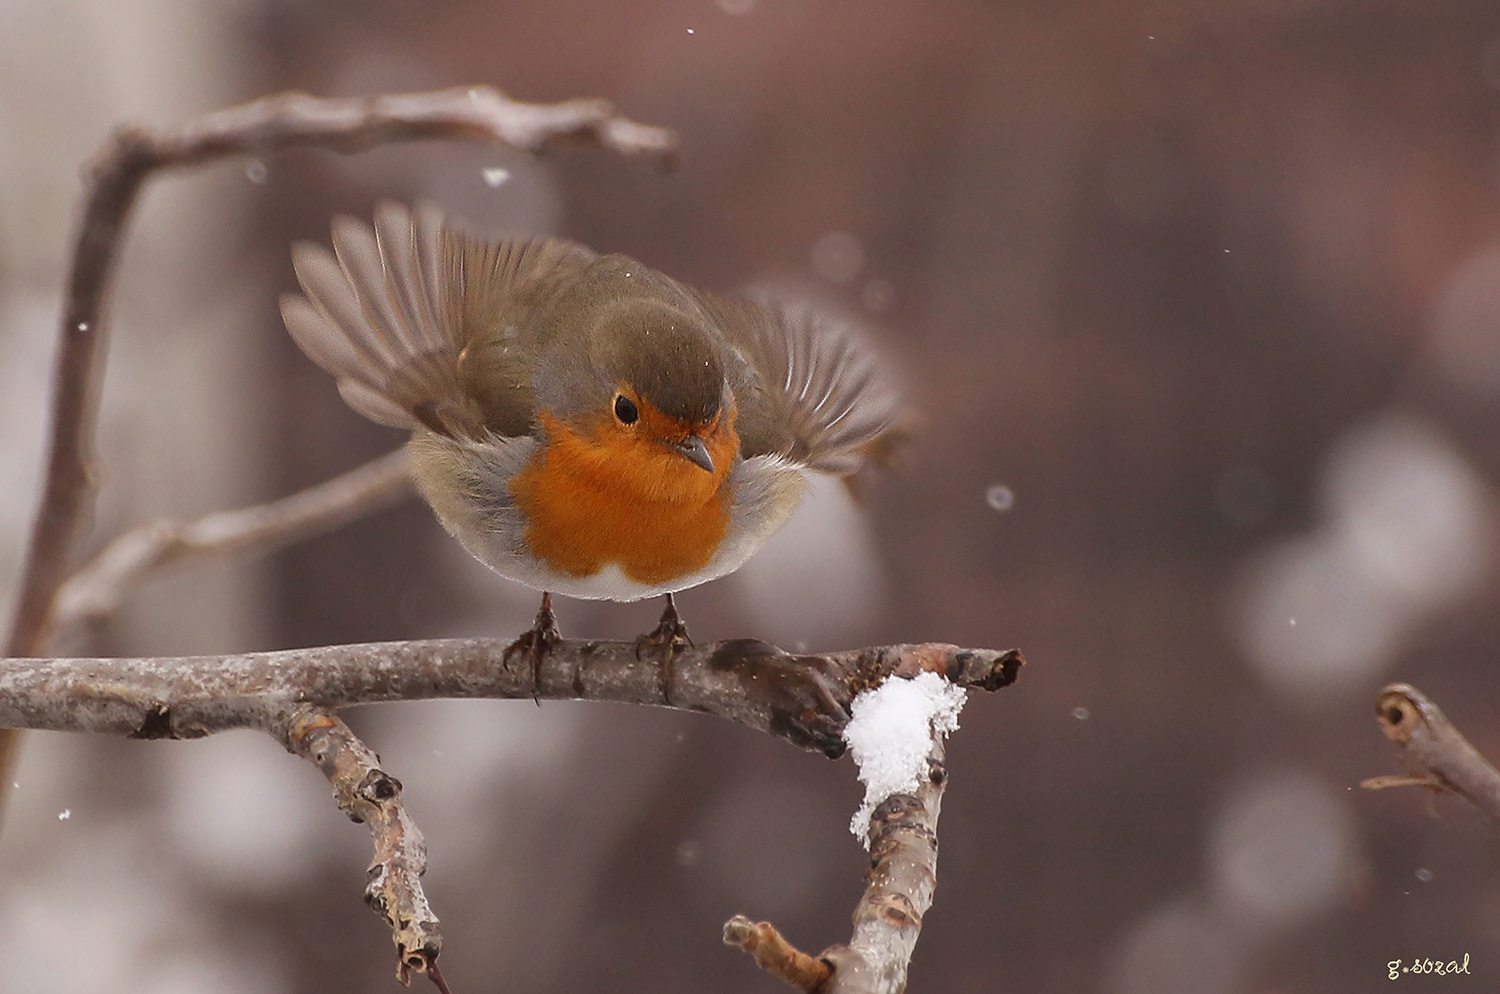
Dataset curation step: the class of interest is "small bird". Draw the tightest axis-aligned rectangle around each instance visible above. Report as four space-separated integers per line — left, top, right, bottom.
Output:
281 202 897 645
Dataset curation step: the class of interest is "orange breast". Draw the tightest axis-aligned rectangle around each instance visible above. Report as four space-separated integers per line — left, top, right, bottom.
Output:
509 410 740 586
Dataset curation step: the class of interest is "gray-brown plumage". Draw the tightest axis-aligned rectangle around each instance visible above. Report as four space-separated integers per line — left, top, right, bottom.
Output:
281 201 899 601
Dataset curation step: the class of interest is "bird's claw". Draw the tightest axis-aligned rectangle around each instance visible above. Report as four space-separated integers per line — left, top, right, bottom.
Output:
635 593 693 657
506 592 562 698
635 593 692 704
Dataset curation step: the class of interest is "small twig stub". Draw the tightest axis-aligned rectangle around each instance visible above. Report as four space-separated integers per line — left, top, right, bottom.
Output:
1364 682 1500 823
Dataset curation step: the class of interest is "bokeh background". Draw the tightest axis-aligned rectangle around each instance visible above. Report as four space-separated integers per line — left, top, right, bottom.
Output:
3 0 1500 991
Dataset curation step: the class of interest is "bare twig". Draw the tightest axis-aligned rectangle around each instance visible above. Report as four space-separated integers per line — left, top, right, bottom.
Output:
284 707 438 984
1 82 678 788
1362 682 1500 823
724 646 978 994
724 916 833 991
52 448 413 637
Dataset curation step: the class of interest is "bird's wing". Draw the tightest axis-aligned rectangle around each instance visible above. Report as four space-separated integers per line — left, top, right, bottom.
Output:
281 201 594 439
695 291 900 475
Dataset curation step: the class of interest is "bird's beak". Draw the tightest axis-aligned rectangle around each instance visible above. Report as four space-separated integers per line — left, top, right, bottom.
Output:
674 435 715 473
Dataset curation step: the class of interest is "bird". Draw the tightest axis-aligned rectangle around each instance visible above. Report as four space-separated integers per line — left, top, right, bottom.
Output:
280 201 898 656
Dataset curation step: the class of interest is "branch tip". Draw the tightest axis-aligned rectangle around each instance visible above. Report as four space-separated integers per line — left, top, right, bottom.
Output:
1361 774 1446 792
1367 682 1500 823
424 959 455 994
723 915 832 992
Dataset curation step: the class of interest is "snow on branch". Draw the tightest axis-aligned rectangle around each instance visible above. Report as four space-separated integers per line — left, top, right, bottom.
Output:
844 671 967 841
724 667 985 994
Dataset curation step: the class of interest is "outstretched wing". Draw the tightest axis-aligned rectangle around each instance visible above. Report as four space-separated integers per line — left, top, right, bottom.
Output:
280 201 595 440
698 292 900 475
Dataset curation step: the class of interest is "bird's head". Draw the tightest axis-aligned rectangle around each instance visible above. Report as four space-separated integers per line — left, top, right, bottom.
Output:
535 297 740 504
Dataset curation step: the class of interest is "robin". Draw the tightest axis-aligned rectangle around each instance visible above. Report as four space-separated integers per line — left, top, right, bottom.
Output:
280 201 898 651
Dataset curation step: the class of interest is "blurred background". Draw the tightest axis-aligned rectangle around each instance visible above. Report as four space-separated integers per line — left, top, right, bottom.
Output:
3 0 1500 991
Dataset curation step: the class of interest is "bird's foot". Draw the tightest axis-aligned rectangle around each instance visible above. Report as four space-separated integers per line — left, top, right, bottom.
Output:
636 592 693 656
635 593 693 704
505 592 562 699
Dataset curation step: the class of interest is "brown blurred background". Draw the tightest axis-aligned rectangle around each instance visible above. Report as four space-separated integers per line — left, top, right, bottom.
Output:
4 0 1500 991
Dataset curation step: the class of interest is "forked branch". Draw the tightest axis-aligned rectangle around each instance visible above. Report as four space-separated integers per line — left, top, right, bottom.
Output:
724 665 958 994
0 637 1021 988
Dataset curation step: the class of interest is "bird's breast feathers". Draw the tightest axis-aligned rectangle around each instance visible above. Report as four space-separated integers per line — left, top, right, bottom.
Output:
407 427 807 601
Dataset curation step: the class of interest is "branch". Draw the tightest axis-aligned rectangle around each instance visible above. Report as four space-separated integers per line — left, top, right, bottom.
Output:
827 739 947 993
0 638 1019 747
723 653 966 994
724 917 832 990
51 448 413 638
0 637 1019 983
723 750 946 994
284 707 439 985
1362 682 1500 823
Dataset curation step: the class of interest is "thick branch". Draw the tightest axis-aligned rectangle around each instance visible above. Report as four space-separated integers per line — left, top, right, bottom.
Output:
52 448 413 637
1362 682 1500 823
0 639 1021 752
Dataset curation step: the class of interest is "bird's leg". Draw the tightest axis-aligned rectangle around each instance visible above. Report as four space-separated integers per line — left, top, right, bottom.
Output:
635 592 693 705
505 592 562 699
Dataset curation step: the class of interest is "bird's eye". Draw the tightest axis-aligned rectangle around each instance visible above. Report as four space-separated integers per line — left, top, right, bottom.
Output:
614 394 639 424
